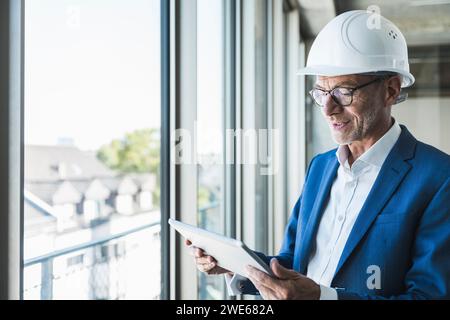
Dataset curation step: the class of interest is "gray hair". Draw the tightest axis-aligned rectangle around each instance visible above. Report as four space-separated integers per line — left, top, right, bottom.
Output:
362 72 408 104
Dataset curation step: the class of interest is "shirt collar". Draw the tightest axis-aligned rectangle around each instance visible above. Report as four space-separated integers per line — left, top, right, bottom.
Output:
336 119 402 169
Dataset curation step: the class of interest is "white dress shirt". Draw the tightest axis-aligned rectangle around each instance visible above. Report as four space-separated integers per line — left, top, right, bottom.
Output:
307 120 401 299
226 120 401 299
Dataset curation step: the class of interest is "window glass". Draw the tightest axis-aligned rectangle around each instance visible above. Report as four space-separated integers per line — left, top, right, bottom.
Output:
196 0 225 300
24 0 161 300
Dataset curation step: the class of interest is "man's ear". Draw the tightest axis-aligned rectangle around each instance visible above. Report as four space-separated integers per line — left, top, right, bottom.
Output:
385 75 402 107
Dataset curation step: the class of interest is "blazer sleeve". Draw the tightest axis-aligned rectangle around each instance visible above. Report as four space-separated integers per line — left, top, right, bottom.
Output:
338 176 450 300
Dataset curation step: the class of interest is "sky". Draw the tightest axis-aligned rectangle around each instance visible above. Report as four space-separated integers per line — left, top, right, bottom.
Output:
25 0 161 151
25 0 223 155
196 0 224 156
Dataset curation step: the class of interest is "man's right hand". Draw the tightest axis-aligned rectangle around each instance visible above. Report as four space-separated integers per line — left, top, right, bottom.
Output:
185 239 232 276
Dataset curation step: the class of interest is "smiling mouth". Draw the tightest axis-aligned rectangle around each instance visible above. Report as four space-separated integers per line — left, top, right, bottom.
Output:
332 121 350 131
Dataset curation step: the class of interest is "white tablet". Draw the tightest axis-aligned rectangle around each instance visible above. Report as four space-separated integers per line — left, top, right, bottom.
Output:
168 218 273 277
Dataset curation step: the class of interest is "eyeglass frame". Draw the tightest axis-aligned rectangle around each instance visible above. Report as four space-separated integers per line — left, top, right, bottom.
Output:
309 76 390 107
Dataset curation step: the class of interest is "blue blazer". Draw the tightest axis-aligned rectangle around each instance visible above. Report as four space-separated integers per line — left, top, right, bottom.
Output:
248 125 450 299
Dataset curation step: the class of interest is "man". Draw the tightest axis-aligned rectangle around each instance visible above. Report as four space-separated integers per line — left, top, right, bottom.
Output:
187 10 450 299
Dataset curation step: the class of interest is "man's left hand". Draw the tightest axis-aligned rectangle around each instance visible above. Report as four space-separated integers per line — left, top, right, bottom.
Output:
245 258 321 300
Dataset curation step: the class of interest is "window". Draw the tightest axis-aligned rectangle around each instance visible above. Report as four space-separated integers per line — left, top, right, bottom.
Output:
196 0 226 300
23 0 162 300
167 0 306 300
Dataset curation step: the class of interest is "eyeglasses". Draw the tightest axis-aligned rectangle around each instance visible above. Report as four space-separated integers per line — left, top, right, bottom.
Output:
309 77 386 107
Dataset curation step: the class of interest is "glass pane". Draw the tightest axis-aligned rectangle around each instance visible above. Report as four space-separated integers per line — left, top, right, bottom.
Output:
196 0 225 300
23 0 161 300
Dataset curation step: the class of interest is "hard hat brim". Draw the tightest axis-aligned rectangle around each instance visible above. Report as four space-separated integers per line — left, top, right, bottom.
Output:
297 65 415 88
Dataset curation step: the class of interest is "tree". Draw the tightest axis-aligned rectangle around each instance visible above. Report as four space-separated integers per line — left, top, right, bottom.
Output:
97 128 160 205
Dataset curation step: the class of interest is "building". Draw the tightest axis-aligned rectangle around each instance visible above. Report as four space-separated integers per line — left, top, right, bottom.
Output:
23 145 160 299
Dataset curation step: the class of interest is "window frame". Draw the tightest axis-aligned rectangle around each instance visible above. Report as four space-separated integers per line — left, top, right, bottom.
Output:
0 0 306 301
160 0 171 301
16 0 168 300
168 0 199 300
167 0 307 300
0 0 24 300
239 0 307 259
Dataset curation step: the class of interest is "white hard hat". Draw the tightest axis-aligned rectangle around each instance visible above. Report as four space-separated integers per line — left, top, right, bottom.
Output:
297 10 415 88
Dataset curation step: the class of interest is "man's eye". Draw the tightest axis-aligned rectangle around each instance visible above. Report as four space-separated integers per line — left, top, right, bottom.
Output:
335 89 351 96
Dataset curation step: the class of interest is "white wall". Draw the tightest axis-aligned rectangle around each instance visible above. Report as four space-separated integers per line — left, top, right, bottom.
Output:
393 97 450 154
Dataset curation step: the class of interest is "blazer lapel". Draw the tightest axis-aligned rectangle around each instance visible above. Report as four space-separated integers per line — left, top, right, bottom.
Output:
333 126 416 277
296 157 339 273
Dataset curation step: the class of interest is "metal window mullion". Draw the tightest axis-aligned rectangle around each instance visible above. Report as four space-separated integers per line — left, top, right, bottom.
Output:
267 0 274 256
254 0 269 254
286 9 306 211
161 0 171 301
241 0 257 251
168 0 177 301
223 0 237 301
272 0 288 254
224 0 236 241
172 0 198 300
235 0 243 244
0 0 24 300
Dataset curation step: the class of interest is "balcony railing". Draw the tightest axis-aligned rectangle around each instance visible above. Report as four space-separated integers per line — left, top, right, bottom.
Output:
23 202 223 300
23 221 161 300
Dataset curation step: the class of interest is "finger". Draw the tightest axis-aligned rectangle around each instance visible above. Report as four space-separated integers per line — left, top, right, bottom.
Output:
206 265 229 275
248 276 278 300
246 269 289 300
195 256 215 265
185 239 192 246
193 250 215 263
193 247 205 258
188 246 208 259
270 258 299 280
200 255 215 263
197 261 217 273
245 265 278 288
188 246 198 257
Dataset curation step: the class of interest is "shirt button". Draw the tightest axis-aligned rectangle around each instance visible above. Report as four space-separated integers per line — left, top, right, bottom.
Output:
338 215 344 222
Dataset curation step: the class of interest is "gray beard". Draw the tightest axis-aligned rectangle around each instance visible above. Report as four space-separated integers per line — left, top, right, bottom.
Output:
331 107 379 145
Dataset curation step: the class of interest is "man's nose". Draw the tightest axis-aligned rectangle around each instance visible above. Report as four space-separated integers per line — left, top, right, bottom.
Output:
322 93 341 116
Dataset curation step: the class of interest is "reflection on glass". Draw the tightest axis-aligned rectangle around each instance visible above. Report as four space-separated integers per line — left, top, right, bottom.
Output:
23 0 161 300
196 0 225 300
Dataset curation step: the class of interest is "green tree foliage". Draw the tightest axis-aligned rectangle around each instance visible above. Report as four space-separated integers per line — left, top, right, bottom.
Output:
197 186 210 209
97 128 160 205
